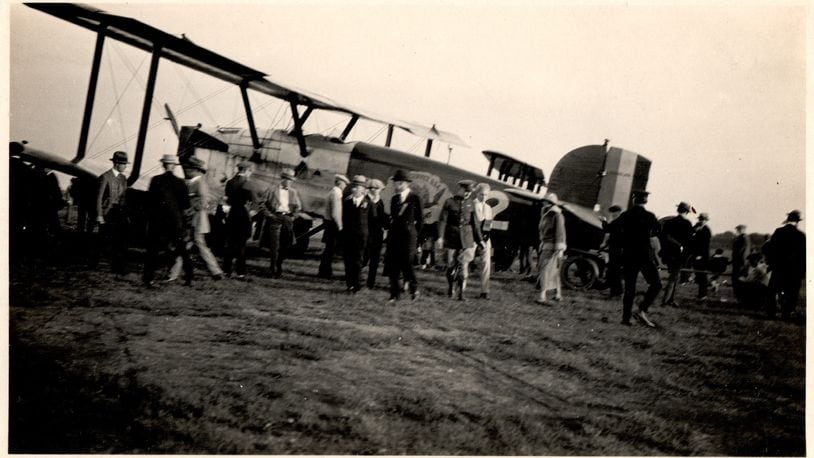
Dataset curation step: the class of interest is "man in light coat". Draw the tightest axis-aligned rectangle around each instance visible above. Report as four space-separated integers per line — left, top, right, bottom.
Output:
318 174 349 278
263 168 302 278
536 192 566 304
168 156 224 281
473 183 494 299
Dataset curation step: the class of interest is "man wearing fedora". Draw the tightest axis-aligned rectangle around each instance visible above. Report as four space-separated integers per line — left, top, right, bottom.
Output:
223 161 255 279
167 157 224 282
616 190 661 327
319 174 350 278
690 213 712 300
386 170 423 302
263 168 302 278
94 150 131 274
659 202 694 306
143 154 193 287
438 179 483 301
342 175 371 293
765 210 806 320
365 178 388 289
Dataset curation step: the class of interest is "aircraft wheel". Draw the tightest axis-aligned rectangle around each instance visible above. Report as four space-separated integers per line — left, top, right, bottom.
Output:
561 255 599 290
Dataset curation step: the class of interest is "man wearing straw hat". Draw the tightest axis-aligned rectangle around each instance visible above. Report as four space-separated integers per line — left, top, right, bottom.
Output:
142 154 193 287
342 175 371 293
765 210 806 320
94 150 130 274
263 167 302 278
167 156 224 282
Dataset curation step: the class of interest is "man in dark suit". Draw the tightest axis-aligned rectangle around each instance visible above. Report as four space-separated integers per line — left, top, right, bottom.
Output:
659 202 693 306
223 161 254 279
95 150 130 274
263 168 302 278
142 154 192 287
342 175 371 293
438 179 483 301
385 170 423 303
690 213 712 300
616 191 661 327
765 210 806 320
366 178 387 289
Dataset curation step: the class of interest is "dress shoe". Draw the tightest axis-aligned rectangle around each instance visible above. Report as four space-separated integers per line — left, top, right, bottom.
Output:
161 277 177 284
212 273 223 281
387 296 398 304
479 292 489 300
636 310 656 328
411 291 420 301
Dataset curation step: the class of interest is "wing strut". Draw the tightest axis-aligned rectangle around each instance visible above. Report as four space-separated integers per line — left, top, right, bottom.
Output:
75 26 106 164
239 81 261 150
129 44 162 186
424 139 433 158
385 124 394 147
339 115 359 141
288 99 310 157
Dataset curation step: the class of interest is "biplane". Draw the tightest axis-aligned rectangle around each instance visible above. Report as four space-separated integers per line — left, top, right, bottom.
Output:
11 3 652 289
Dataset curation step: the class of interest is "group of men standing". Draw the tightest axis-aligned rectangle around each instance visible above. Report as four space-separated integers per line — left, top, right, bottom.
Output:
600 191 805 326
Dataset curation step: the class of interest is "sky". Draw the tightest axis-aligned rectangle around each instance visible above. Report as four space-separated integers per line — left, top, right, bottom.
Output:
7 1 807 235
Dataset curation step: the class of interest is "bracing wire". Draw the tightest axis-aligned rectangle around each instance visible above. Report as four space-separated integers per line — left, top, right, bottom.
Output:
365 125 386 143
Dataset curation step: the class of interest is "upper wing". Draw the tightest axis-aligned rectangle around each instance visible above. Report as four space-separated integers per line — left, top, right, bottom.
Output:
27 3 467 147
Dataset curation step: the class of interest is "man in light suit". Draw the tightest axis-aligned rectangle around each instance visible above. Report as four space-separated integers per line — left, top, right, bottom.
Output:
95 150 130 274
168 156 224 281
473 182 494 299
263 168 302 278
318 174 349 278
342 175 371 293
143 154 192 287
386 170 423 303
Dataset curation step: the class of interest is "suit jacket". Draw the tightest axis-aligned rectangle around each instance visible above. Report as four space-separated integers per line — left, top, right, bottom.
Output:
225 174 253 237
96 169 128 219
368 198 387 243
388 191 423 259
438 195 482 250
263 185 302 216
660 215 693 265
767 224 806 280
691 224 712 261
187 176 212 234
342 195 370 242
147 171 190 239
617 205 661 262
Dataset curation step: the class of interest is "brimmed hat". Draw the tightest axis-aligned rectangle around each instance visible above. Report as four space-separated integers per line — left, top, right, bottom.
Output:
632 190 649 204
159 154 179 165
392 170 411 182
334 174 349 185
237 160 253 170
457 179 476 191
351 175 367 186
185 156 207 172
110 151 130 164
367 178 385 190
280 168 296 181
609 205 622 213
736 224 747 230
785 210 802 223
677 202 691 213
698 213 710 221
542 192 559 205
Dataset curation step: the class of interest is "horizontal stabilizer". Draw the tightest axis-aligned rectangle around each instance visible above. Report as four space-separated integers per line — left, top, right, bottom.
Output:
11 142 97 180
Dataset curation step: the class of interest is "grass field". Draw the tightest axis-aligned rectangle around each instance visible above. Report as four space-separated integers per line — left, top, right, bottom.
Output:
8 239 805 455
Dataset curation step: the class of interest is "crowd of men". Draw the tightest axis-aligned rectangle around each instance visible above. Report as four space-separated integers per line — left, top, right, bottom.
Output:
35 150 807 324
